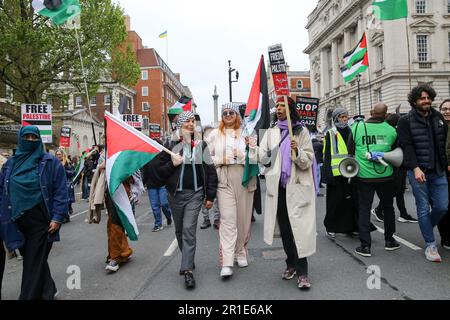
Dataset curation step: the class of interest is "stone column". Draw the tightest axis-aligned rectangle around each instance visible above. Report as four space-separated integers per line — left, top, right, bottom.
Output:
331 39 340 90
320 48 328 96
344 28 351 53
213 85 219 125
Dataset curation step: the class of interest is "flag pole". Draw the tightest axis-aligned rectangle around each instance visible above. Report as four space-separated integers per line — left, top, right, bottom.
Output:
405 17 412 91
283 95 296 159
357 74 362 116
75 26 97 146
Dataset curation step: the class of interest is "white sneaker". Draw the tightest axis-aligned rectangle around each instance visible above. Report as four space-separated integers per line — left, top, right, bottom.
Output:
105 260 120 272
425 245 442 262
236 257 248 268
220 267 233 277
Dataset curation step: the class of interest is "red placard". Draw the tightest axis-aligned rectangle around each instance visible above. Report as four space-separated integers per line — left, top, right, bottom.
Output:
268 44 290 97
59 126 71 148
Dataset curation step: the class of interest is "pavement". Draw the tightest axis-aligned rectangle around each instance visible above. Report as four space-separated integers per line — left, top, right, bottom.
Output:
2 182 450 300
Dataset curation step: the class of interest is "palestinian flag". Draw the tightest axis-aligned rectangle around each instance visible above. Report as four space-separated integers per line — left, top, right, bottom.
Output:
242 55 271 187
341 50 369 83
32 0 81 26
372 0 408 21
105 111 165 241
343 33 367 69
169 96 193 115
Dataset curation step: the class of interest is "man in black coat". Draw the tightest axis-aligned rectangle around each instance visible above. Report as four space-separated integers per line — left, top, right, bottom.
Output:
397 85 448 262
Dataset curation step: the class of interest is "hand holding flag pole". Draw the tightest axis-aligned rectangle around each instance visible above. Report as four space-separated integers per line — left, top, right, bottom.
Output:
282 95 296 160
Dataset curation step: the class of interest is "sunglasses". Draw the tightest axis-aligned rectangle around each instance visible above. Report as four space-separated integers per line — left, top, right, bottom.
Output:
222 111 236 117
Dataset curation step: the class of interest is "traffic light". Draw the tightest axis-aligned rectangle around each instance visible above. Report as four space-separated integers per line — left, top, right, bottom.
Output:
44 0 62 10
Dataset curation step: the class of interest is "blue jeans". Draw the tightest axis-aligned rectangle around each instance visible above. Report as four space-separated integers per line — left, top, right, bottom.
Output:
82 176 90 200
407 171 448 245
148 187 172 228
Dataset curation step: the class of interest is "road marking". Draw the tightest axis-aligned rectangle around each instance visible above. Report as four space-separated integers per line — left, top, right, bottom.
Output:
164 239 178 257
72 210 88 218
375 226 422 251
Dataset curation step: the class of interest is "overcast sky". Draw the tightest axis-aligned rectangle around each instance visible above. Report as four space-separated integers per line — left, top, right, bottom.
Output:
117 0 318 125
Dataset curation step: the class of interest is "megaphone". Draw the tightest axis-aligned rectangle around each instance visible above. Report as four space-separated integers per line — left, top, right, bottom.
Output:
339 157 360 179
366 148 404 168
383 147 404 168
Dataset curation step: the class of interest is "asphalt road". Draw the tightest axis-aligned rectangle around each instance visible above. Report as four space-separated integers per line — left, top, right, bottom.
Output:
2 182 450 300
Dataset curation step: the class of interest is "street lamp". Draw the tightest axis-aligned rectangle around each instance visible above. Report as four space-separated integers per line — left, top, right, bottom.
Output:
228 60 239 102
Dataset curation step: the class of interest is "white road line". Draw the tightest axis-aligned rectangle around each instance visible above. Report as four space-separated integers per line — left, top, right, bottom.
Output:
164 239 179 257
375 226 422 251
71 210 88 218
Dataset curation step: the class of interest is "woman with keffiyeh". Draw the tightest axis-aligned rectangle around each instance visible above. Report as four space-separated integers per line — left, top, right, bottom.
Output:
322 108 360 238
151 111 218 289
249 96 316 290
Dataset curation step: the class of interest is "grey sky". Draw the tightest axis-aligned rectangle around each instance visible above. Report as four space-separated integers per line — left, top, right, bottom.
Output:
117 0 318 125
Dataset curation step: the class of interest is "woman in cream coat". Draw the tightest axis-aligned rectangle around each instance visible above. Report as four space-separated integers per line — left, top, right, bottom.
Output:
207 103 257 279
249 96 316 290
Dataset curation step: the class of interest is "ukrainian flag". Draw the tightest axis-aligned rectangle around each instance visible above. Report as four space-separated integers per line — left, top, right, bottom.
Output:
159 31 168 38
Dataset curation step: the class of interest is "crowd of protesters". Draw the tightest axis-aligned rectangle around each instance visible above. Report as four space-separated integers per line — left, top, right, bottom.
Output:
2 85 450 299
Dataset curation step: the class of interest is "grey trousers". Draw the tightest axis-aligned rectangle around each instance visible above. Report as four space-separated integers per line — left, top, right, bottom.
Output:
202 198 220 222
169 189 204 273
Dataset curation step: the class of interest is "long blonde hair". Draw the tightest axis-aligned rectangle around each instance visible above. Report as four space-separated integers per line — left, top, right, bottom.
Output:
56 148 68 166
219 116 242 135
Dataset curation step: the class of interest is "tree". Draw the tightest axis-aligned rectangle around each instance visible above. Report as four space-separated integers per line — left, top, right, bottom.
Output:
0 0 140 121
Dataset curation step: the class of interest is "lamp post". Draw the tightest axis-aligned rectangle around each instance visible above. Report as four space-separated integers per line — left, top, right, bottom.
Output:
228 60 239 102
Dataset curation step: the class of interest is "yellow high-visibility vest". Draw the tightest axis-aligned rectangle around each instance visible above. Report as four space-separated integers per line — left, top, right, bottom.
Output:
326 128 349 177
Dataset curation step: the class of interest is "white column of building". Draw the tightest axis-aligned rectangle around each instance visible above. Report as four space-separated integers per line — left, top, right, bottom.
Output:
331 39 340 90
344 28 351 53
320 48 329 96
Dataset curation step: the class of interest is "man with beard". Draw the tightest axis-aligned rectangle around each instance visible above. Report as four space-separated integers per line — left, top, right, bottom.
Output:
398 86 448 262
322 108 359 238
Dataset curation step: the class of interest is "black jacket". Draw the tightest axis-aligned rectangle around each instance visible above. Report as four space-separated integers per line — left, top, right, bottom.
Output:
397 108 447 174
312 138 324 164
149 139 218 202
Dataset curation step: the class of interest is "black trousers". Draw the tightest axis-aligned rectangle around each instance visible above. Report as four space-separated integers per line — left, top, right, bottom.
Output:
357 180 396 248
0 240 5 300
277 186 308 276
17 204 57 300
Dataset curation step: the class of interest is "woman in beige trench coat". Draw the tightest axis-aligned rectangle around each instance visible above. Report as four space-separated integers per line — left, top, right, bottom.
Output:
249 96 316 290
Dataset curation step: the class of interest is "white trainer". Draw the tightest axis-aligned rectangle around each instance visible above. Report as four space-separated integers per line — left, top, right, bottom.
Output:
425 245 442 262
236 258 249 268
220 267 233 277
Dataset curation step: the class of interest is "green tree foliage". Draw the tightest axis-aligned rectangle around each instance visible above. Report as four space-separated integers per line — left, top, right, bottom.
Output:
0 0 140 119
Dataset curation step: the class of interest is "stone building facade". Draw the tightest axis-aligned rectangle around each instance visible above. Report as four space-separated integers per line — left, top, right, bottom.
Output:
304 0 450 131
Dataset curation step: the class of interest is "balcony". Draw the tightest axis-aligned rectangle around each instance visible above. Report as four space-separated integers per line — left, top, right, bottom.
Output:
419 62 432 69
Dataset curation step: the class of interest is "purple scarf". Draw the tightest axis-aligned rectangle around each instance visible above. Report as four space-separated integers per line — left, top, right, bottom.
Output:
277 120 301 188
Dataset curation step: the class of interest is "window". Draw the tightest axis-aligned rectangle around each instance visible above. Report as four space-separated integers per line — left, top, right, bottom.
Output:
142 86 148 97
448 0 450 13
142 102 149 112
90 96 97 106
5 85 13 101
417 35 429 62
75 96 82 106
416 0 426 13
143 117 149 130
297 80 303 89
448 33 450 60
104 94 111 105
141 70 148 81
378 45 384 67
374 89 382 103
350 97 357 115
